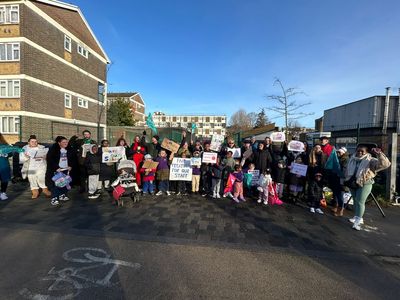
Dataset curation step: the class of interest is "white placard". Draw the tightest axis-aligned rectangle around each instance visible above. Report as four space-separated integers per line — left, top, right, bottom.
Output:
202 152 218 164
227 147 241 158
191 157 201 166
210 134 225 152
82 144 95 158
288 140 305 152
169 158 192 181
248 169 260 186
102 146 126 163
290 163 308 177
270 132 286 142
34 148 49 158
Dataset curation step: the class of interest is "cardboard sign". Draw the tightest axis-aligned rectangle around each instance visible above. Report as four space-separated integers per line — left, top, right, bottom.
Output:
169 158 192 181
202 152 218 164
270 132 286 143
142 160 159 169
248 169 260 186
161 138 180 153
290 163 308 177
82 144 95 158
210 134 224 152
288 140 305 152
102 146 126 163
191 157 201 166
227 147 241 158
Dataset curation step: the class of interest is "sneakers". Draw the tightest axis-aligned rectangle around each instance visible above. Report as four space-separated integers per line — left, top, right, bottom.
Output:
166 191 171 196
155 191 163 196
263 200 268 206
232 197 240 203
351 216 363 231
88 193 99 199
202 193 208 197
315 208 324 215
239 197 246 202
349 217 364 225
0 193 8 201
177 192 181 196
310 207 315 213
51 198 60 206
257 198 262 203
59 194 70 201
352 221 362 231
216 193 221 199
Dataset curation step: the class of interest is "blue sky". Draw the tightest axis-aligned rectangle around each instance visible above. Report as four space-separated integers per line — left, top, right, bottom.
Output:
71 0 400 128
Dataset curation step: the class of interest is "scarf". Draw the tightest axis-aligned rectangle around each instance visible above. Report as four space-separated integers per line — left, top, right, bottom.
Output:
345 153 373 187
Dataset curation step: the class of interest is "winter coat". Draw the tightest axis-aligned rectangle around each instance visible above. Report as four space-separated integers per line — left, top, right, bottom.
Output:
85 152 101 176
98 148 115 181
147 142 162 159
19 144 47 178
45 143 75 189
0 154 11 182
211 165 224 179
252 149 272 174
308 180 323 202
155 157 169 181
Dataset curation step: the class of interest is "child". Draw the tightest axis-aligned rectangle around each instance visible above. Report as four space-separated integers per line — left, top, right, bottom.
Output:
133 146 144 188
191 151 201 194
177 152 188 196
257 169 273 205
274 159 287 199
85 144 102 199
308 172 324 214
288 155 306 201
99 139 114 191
243 163 257 198
211 157 223 198
232 164 245 203
155 150 171 196
140 154 157 195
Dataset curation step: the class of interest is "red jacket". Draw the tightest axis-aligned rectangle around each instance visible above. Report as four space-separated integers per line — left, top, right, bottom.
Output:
321 143 333 157
140 167 157 182
133 152 144 186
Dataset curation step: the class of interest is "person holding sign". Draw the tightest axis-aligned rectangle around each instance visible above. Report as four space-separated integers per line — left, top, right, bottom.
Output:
155 150 171 196
288 156 307 202
85 144 102 199
191 151 202 194
251 143 272 174
19 135 50 199
99 140 115 191
140 154 157 196
201 142 213 197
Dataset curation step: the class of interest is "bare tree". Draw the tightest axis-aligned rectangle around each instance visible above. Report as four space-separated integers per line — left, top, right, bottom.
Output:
247 112 258 128
266 78 314 134
228 109 253 135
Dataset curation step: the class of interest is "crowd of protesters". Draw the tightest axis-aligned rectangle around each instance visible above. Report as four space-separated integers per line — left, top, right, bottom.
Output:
0 130 391 231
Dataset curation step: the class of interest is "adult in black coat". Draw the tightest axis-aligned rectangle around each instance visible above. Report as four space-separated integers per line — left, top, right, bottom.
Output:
252 143 272 174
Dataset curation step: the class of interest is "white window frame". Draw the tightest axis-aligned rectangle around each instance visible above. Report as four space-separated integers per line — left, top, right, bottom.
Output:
0 43 20 61
77 97 88 109
0 5 19 24
64 93 72 108
0 116 19 134
77 44 88 58
0 79 20 98
64 35 71 52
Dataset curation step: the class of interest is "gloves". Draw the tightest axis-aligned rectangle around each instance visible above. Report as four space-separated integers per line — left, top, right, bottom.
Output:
143 130 146 136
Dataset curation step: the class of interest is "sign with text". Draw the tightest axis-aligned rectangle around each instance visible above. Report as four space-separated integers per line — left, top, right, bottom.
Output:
227 147 241 158
270 132 286 143
191 157 201 166
169 158 192 181
248 169 260 186
202 152 218 164
290 163 308 177
34 148 49 158
82 144 96 158
161 138 180 153
102 146 126 163
142 160 159 169
210 134 224 152
288 140 305 152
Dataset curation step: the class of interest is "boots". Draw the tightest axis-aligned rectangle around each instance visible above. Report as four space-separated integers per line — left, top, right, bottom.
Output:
31 189 39 199
335 207 344 217
42 188 51 198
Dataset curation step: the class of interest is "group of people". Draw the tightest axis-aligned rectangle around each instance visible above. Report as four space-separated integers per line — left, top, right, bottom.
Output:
0 130 391 231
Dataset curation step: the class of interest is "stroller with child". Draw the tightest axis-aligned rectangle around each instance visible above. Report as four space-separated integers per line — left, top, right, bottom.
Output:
111 159 140 207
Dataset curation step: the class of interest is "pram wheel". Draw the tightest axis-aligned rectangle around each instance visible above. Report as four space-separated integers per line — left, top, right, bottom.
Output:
131 193 140 203
117 198 124 207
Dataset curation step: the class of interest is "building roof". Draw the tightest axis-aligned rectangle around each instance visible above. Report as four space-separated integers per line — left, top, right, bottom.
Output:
32 0 109 62
107 92 145 106
237 123 277 137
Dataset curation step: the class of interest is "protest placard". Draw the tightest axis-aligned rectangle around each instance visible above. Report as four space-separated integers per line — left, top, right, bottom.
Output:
81 144 95 158
227 147 241 158
142 160 159 169
210 134 224 152
191 157 201 166
248 169 260 186
202 152 218 164
290 163 308 176
102 146 126 163
161 138 180 153
270 132 286 143
34 148 49 158
169 158 192 181
288 140 305 152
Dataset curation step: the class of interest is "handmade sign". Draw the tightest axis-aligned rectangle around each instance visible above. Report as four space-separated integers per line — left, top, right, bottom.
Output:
248 169 260 186
202 152 218 164
227 147 241 158
210 134 224 152
191 157 201 166
142 160 159 169
34 148 49 158
270 132 286 143
290 163 308 177
161 138 180 153
288 140 305 152
169 158 192 181
102 146 126 163
82 144 95 158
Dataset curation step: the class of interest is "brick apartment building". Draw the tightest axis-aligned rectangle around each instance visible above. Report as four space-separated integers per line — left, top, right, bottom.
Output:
107 92 146 125
0 0 109 144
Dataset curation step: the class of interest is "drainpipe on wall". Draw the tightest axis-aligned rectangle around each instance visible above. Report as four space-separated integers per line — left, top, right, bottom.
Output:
397 88 400 133
382 87 391 134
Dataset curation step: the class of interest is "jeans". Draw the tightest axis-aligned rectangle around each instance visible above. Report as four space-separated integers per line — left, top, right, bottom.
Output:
351 183 373 218
143 181 154 194
212 178 221 196
51 186 68 199
159 180 169 192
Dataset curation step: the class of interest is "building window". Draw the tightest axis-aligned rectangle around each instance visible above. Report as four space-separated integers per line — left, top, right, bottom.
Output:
0 80 20 98
64 93 72 108
98 82 104 102
0 116 19 134
0 43 20 61
0 5 19 24
78 97 88 108
64 35 71 52
77 44 88 58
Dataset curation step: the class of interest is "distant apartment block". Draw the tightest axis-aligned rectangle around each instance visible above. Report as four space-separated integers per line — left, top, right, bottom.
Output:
152 112 226 138
107 92 146 124
0 0 109 144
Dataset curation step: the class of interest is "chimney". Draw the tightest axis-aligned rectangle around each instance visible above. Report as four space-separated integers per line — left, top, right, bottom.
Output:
383 87 391 134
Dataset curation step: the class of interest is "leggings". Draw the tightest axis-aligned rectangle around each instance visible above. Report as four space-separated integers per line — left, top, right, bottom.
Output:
1 181 8 193
351 183 373 218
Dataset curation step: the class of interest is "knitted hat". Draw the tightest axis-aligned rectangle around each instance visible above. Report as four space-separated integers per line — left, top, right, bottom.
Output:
337 147 347 154
144 154 152 160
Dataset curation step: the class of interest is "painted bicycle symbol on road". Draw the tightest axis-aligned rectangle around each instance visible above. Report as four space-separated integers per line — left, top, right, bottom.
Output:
19 247 141 300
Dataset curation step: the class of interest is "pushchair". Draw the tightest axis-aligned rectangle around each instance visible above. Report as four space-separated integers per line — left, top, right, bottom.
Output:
111 160 140 207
